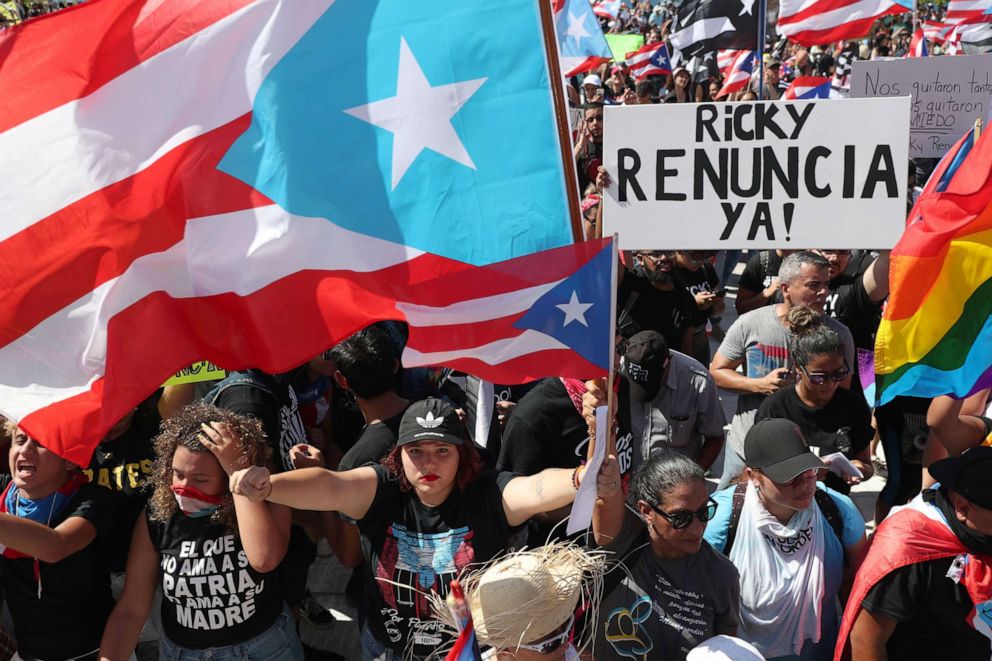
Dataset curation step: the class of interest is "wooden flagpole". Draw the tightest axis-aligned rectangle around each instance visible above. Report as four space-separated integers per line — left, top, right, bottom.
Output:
538 0 586 243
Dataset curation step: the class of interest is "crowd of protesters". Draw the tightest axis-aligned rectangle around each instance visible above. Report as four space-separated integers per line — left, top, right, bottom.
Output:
0 1 991 661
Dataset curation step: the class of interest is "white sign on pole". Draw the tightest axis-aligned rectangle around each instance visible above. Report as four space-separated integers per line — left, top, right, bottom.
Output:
851 54 992 158
602 98 910 250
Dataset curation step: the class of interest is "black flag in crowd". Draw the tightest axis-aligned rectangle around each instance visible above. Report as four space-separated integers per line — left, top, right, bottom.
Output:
669 0 759 58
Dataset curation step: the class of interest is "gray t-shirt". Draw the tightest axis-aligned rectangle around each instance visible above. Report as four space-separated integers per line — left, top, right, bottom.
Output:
716 306 855 459
596 508 740 661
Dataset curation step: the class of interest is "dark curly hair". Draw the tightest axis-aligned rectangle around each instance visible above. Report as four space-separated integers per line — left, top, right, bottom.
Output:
147 403 272 533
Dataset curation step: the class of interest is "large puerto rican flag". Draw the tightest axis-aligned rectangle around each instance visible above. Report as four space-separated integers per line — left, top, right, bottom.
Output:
782 76 832 99
946 0 992 24
777 0 913 45
556 0 614 77
0 0 583 465
625 42 672 80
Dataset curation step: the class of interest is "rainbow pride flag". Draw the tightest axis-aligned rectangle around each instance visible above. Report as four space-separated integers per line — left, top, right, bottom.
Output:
875 127 992 405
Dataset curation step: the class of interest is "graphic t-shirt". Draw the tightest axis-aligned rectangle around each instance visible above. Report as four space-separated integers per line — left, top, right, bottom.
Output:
756 385 873 494
358 465 516 658
84 412 160 571
717 306 855 459
676 262 720 327
598 508 740 661
0 476 115 661
824 273 882 351
704 484 865 661
147 510 284 649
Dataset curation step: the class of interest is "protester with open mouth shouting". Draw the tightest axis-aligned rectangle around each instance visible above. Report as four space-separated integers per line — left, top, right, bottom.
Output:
229 397 606 661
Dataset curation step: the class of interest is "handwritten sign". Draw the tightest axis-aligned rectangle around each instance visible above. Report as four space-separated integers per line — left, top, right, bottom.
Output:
851 54 992 158
164 361 226 386
603 98 910 250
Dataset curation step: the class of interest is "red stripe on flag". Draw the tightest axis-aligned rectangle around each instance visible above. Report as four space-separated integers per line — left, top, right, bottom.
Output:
407 313 529 350
425 352 604 387
783 9 903 45
0 114 268 349
17 255 463 466
778 0 874 27
0 0 254 133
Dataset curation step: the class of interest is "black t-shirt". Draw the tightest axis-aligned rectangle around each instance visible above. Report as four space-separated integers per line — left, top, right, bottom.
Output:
0 476 115 660
357 465 516 658
85 413 160 572
738 251 784 304
676 263 720 327
211 370 308 473
497 378 589 475
338 407 408 470
755 385 873 494
147 510 284 649
328 382 367 455
861 556 991 660
824 273 882 351
618 270 695 349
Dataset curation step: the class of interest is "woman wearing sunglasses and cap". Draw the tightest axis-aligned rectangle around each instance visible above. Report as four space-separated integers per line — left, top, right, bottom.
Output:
754 305 875 495
593 450 741 661
703 418 867 661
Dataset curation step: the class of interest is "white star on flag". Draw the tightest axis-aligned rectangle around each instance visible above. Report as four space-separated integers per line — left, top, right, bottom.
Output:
344 37 487 190
556 290 594 327
739 0 754 15
564 10 591 48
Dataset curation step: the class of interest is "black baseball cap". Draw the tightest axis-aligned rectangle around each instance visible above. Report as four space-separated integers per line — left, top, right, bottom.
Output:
621 331 670 403
744 418 825 483
930 446 992 509
397 397 465 447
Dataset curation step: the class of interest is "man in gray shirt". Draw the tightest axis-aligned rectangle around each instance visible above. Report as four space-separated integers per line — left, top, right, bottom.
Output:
587 331 726 472
709 251 855 488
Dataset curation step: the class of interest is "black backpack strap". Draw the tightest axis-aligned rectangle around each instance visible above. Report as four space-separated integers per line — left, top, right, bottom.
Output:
814 488 845 544
723 481 748 556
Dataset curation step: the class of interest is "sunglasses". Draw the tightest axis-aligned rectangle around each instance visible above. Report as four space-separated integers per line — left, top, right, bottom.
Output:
650 497 718 530
517 614 573 655
769 467 825 488
799 361 850 385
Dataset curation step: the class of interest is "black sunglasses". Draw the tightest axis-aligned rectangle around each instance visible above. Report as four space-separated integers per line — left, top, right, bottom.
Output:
650 497 718 530
799 360 851 385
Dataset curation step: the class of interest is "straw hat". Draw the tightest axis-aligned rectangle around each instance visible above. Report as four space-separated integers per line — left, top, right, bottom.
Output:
430 542 608 652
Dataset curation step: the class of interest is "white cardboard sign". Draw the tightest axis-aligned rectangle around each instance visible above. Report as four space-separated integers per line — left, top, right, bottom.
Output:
602 98 910 250
851 54 992 158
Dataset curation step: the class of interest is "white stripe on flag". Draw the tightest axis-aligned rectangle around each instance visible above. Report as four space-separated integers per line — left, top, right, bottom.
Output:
402 331 571 368
395 280 564 326
778 0 899 32
669 17 735 51
0 206 419 419
0 0 333 244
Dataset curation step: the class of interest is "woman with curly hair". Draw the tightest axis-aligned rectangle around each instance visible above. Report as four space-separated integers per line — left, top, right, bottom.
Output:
99 403 300 661
230 397 607 661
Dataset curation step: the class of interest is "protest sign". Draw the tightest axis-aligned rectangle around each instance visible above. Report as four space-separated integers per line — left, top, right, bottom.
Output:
164 361 226 386
602 98 910 250
851 54 992 158
605 34 643 62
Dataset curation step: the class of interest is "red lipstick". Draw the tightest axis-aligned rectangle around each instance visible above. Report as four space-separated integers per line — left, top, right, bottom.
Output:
421 474 439 482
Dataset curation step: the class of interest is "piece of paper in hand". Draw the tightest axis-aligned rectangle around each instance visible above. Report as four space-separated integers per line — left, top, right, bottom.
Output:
822 452 864 480
567 406 608 535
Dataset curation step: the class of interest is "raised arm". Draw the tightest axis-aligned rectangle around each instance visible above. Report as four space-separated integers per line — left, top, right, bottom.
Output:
0 510 96 563
710 351 789 396
501 468 581 527
99 515 159 661
230 465 380 522
861 250 891 303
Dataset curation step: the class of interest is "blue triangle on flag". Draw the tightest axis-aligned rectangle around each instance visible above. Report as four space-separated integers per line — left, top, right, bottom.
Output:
512 244 612 369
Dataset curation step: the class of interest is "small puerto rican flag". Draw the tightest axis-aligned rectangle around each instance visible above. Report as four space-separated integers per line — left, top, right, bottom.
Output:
593 0 622 19
625 42 672 80
782 76 832 100
909 28 929 57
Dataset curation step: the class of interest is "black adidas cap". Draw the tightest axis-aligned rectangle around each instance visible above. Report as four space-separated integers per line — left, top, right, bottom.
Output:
397 397 465 447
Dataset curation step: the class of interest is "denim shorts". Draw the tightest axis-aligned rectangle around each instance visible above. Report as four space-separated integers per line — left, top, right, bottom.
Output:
159 609 303 661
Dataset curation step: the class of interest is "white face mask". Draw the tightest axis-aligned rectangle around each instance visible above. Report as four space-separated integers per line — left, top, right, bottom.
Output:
171 484 222 518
